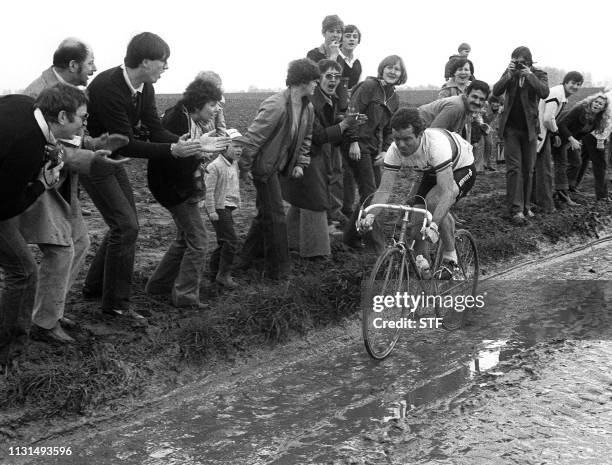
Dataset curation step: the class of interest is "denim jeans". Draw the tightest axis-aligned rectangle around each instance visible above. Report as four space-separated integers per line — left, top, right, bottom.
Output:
553 143 583 191
0 219 37 350
504 126 537 213
532 134 554 212
209 207 238 277
240 173 290 278
576 134 608 199
145 199 207 306
80 164 138 311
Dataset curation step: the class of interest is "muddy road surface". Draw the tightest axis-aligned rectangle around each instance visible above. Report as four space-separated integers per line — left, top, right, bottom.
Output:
6 239 612 465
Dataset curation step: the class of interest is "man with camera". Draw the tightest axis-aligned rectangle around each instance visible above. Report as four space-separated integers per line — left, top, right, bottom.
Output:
492 46 549 224
80 32 229 323
0 84 89 363
21 39 131 343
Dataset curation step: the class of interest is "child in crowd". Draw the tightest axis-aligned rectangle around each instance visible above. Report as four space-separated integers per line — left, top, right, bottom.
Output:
203 129 245 288
484 95 504 166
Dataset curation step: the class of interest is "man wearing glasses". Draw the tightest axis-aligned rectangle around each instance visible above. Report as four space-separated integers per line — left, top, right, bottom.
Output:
21 39 128 343
80 32 228 324
0 84 87 362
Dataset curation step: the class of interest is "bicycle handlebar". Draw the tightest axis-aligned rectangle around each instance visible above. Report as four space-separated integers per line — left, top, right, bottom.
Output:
356 203 433 233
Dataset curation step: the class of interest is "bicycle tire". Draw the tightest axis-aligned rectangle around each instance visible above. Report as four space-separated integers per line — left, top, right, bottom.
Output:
435 228 479 330
362 247 409 360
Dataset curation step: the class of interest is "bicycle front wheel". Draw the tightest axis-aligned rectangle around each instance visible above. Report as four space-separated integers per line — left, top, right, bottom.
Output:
362 247 410 360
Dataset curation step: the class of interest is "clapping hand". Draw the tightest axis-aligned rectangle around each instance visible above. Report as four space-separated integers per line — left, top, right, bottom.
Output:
88 133 130 152
199 134 231 154
172 134 205 158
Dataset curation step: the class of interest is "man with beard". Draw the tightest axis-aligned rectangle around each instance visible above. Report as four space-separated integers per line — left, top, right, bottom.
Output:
418 80 491 140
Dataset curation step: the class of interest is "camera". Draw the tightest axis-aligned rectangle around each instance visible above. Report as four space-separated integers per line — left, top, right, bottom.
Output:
43 143 64 169
133 121 151 141
514 62 526 70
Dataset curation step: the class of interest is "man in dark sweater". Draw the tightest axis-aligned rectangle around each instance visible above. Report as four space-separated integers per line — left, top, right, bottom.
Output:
145 79 229 308
80 32 226 322
0 84 87 363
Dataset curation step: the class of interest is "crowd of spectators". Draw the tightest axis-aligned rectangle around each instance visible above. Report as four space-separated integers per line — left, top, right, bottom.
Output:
2 16 611 365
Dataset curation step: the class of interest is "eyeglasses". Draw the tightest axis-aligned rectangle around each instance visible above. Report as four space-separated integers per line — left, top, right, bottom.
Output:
324 73 342 81
344 33 360 39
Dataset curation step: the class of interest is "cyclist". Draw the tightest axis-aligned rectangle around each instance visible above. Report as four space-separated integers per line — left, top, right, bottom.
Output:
360 107 476 279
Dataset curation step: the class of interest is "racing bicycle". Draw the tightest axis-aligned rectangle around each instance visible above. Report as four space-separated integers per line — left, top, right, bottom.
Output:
357 203 479 360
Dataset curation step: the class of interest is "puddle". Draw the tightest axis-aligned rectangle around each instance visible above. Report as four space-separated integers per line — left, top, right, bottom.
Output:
34 276 612 465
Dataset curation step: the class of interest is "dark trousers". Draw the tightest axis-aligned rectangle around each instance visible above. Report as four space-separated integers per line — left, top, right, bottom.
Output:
483 132 495 168
145 199 207 306
80 164 138 311
343 152 384 251
0 219 37 352
327 148 344 220
532 134 555 212
553 143 582 191
210 207 238 276
576 134 608 199
341 146 357 216
240 173 290 278
504 126 537 213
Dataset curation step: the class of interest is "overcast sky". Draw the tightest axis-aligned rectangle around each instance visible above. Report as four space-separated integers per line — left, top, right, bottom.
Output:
3 0 610 94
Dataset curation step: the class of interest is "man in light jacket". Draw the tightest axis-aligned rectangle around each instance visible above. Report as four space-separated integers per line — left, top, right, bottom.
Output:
238 58 318 280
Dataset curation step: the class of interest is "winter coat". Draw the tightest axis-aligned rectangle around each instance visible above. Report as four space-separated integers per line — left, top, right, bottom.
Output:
282 86 344 211
18 68 87 245
147 104 202 208
557 104 601 143
240 88 313 182
492 66 549 141
438 79 466 99
349 77 399 155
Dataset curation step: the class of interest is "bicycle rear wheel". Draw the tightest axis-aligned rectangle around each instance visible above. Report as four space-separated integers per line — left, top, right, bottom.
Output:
362 247 409 360
435 228 479 330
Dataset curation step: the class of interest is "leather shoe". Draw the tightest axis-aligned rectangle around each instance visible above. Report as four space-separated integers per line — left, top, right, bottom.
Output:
60 316 77 328
216 274 238 289
102 308 148 326
31 324 75 344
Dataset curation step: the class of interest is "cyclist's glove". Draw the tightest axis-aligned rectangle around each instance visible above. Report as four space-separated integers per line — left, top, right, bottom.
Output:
421 222 439 243
358 213 376 232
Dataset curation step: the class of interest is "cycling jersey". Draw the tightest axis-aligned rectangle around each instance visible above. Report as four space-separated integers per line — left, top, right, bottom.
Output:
383 128 474 174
